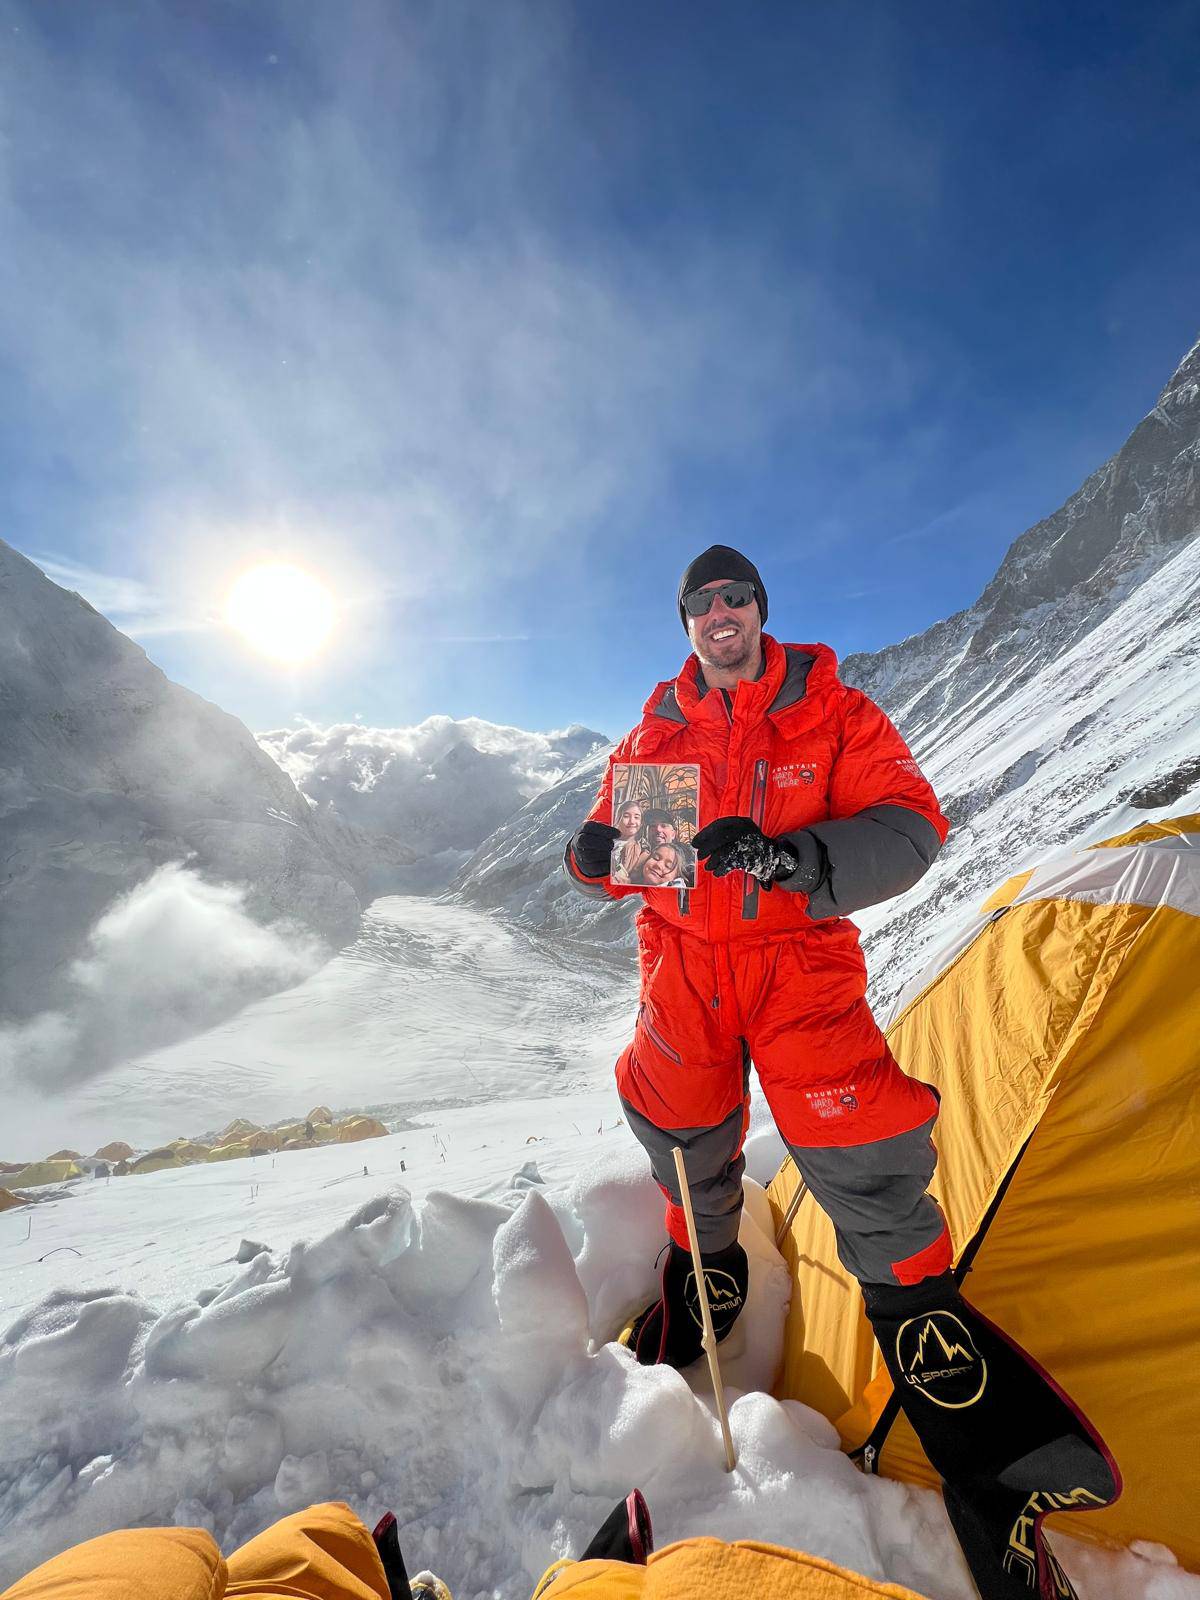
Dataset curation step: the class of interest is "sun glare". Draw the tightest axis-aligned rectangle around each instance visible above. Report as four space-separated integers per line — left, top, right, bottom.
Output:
224 563 337 664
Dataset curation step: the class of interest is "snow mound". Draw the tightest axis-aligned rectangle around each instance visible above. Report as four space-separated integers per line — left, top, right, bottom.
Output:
1 1147 1194 1600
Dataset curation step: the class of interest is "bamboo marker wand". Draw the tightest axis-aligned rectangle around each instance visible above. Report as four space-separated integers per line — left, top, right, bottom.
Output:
672 1144 737 1473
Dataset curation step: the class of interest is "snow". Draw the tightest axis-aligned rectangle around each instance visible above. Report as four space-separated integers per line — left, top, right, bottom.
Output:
3 898 634 1158
3 1102 1197 1599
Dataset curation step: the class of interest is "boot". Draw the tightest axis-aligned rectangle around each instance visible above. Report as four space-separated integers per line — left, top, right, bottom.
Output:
863 1273 1118 1600
620 1240 747 1368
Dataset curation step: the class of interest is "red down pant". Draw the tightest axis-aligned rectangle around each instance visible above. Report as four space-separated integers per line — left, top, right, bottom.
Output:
616 917 952 1289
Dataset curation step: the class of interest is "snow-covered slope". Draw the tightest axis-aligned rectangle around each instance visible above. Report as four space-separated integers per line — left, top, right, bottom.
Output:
3 897 636 1159
859 528 1200 1014
0 542 361 1033
453 335 1200 1010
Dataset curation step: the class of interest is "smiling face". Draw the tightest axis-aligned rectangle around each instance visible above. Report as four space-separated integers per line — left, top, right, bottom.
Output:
641 844 681 885
616 802 642 839
648 817 678 846
685 576 762 679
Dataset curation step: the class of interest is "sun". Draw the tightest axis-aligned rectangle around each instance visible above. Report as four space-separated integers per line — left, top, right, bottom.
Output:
224 563 337 664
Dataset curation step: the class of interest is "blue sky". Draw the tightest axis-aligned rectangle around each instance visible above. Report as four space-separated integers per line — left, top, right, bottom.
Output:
2 0 1198 740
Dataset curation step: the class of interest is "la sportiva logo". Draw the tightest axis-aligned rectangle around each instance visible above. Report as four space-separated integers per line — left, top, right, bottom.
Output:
685 1269 744 1329
1003 1488 1108 1590
895 1311 987 1409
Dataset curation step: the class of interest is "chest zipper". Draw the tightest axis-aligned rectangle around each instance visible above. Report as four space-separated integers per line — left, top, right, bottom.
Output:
741 758 770 921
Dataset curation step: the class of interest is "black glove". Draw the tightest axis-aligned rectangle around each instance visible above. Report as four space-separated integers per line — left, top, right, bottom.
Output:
693 816 806 888
571 820 621 878
694 817 825 892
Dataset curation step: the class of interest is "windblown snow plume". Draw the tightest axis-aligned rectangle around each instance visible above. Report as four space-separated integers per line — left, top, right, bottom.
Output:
0 865 324 1093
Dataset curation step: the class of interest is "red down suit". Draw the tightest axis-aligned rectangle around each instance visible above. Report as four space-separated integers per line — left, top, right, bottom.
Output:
566 635 953 1289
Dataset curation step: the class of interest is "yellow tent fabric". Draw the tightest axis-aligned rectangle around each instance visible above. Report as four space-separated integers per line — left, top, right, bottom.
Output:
532 1538 928 1599
128 1148 183 1176
167 1142 212 1164
0 1188 27 1212
337 1117 389 1144
207 1142 253 1163
768 815 1200 1567
7 1160 81 1189
219 1119 262 1141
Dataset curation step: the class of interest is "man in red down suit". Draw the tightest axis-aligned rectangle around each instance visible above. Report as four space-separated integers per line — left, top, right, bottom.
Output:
564 547 1119 1600
566 544 952 1359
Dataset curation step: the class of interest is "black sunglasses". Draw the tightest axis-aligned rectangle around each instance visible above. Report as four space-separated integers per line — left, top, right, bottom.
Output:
682 580 757 617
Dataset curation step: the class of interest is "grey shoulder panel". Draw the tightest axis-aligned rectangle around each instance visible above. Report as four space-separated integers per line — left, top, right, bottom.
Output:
651 684 687 724
789 803 943 920
767 648 815 714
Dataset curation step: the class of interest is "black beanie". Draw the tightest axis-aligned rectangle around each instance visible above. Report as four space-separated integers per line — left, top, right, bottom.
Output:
677 545 768 632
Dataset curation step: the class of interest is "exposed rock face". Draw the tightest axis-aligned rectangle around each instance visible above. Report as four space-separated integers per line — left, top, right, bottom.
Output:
453 333 1200 1011
0 540 361 1024
450 748 635 948
841 334 1200 749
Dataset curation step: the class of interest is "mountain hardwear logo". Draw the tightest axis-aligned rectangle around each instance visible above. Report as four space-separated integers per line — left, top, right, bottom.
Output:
895 1311 987 1409
773 762 817 788
684 1269 744 1329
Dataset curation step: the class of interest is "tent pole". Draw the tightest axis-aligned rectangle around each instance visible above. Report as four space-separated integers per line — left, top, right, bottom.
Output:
672 1145 737 1473
774 1174 809 1247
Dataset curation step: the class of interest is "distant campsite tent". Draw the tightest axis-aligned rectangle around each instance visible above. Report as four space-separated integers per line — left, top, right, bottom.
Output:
95 1141 135 1161
129 1148 183 1176
768 813 1200 1566
337 1116 389 1144
7 1159 82 1189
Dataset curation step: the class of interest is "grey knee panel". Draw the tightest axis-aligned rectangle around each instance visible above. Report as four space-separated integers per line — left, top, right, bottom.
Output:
621 1096 746 1253
786 1116 945 1287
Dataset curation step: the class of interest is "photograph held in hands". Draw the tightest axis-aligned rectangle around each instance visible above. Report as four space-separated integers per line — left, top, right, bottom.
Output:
610 763 700 889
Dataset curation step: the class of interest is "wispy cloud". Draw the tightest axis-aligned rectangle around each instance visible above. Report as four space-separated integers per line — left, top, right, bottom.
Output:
0 0 923 666
32 554 210 639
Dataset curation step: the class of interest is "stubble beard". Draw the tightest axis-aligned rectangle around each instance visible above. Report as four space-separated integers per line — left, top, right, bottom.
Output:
695 624 756 675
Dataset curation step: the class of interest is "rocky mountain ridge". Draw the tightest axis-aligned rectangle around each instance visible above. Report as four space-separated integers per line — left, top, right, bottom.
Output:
0 540 362 1026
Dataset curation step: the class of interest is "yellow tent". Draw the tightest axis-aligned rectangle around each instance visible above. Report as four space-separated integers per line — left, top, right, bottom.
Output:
768 813 1200 1568
0 1188 27 1212
206 1141 253 1162
336 1116 389 1144
245 1129 282 1152
217 1118 261 1141
7 1159 82 1188
129 1148 183 1176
